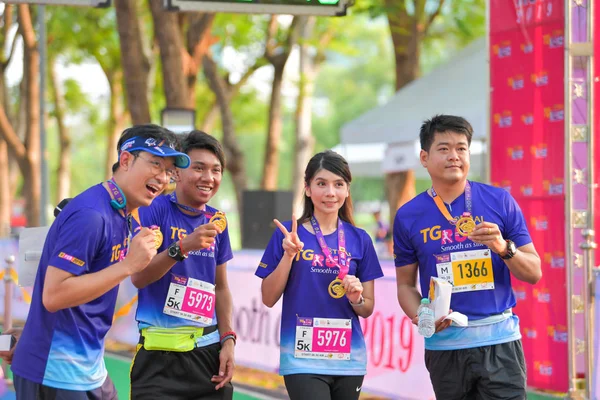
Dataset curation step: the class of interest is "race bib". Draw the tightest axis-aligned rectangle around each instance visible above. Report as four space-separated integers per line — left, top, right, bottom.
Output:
435 249 495 293
163 274 215 325
294 317 352 360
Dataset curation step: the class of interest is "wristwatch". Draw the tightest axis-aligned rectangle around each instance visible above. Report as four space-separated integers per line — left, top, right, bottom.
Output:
167 241 187 262
349 295 365 307
501 240 517 260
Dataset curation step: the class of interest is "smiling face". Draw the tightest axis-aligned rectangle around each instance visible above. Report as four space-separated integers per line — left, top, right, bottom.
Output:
420 131 471 186
118 151 176 209
305 168 350 218
175 148 222 209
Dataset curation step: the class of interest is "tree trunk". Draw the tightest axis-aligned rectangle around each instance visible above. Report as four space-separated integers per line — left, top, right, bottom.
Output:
19 5 41 227
202 55 246 219
384 3 422 235
200 102 219 133
49 59 71 204
115 0 151 125
386 3 421 91
261 63 286 191
0 7 13 236
200 58 265 133
292 16 316 215
0 139 9 236
148 0 188 109
105 72 127 179
186 13 215 107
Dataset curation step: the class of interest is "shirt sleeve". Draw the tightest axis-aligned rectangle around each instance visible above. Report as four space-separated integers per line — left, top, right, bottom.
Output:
393 210 418 267
137 201 162 229
216 225 234 265
48 208 106 276
502 192 532 248
356 231 384 282
255 226 286 279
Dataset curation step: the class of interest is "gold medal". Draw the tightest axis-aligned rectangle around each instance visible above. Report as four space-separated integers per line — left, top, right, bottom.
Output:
209 211 227 231
456 215 476 237
150 225 163 249
328 278 346 299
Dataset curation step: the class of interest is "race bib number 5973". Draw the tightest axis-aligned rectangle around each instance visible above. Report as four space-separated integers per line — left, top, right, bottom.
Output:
163 274 215 325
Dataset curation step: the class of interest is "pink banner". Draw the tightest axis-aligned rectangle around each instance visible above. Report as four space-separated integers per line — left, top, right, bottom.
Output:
227 252 434 400
490 0 567 392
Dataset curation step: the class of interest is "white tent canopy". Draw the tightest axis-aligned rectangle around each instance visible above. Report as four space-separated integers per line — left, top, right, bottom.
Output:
340 38 489 144
336 38 489 180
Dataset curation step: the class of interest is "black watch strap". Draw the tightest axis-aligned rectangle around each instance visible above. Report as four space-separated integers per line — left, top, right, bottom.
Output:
168 241 186 262
501 240 517 260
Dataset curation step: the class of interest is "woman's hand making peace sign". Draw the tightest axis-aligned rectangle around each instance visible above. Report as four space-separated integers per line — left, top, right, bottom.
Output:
273 215 304 259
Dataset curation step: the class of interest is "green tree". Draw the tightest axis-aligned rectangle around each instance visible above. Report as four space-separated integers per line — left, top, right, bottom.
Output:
47 5 128 181
354 0 485 231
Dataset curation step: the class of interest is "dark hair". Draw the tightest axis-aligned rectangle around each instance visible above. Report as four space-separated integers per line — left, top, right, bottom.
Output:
180 130 226 169
112 124 180 173
299 150 355 226
419 114 473 152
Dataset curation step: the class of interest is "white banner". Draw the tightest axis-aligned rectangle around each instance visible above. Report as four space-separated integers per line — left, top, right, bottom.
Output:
1 241 434 399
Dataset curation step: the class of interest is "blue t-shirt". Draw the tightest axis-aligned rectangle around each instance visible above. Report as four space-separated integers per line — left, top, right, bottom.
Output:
12 184 129 390
393 181 532 350
135 195 233 347
255 220 384 376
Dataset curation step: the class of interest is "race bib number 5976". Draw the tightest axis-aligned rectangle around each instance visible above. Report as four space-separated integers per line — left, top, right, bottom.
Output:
294 317 351 360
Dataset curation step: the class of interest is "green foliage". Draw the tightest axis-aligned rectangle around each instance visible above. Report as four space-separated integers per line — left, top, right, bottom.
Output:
46 6 120 70
36 1 486 209
312 15 394 153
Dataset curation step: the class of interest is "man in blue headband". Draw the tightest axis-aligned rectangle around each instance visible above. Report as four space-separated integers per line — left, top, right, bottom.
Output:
4 124 190 399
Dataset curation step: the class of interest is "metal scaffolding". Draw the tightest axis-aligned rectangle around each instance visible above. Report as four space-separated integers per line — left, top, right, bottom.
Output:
565 0 596 399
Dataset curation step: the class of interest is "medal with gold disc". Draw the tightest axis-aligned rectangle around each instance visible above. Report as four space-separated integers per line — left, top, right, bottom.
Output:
149 225 163 249
431 182 476 237
209 211 227 231
456 213 476 237
328 278 346 299
309 217 349 299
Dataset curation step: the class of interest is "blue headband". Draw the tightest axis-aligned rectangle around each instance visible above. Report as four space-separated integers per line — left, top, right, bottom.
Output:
119 136 190 168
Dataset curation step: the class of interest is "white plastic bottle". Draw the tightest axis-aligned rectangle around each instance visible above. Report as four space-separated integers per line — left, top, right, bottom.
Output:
417 298 435 338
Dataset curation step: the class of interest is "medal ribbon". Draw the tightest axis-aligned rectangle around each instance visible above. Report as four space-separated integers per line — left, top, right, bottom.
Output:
105 180 132 256
106 179 125 208
168 192 213 217
310 217 348 280
430 181 472 224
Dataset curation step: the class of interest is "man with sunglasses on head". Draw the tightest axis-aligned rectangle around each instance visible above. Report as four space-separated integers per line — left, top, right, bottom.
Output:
4 124 190 400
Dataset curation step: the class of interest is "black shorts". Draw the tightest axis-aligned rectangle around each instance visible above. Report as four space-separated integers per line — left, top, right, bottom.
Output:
14 373 117 400
130 341 233 400
283 374 364 400
425 339 527 400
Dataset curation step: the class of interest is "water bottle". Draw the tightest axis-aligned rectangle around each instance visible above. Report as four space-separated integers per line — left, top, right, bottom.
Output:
417 298 435 338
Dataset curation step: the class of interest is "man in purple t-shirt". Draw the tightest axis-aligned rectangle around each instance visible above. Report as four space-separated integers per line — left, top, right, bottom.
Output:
3 125 190 399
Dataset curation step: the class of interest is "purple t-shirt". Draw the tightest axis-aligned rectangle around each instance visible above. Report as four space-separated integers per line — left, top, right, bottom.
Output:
13 184 129 390
135 195 233 347
255 220 383 376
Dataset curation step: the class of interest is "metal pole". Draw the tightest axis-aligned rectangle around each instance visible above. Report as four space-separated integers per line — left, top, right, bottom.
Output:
484 0 491 185
580 230 596 399
564 0 576 395
39 5 48 226
1 255 13 385
585 0 595 396
3 255 14 333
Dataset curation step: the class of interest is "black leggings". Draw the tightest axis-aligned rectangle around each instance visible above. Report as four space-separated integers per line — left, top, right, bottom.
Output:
284 374 364 400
